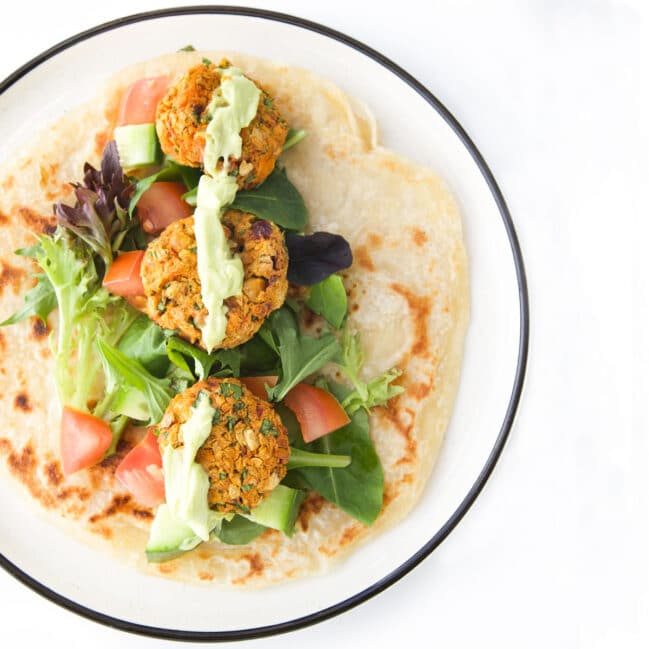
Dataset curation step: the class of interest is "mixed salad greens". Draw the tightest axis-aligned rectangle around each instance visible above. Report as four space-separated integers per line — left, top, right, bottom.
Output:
1 62 404 561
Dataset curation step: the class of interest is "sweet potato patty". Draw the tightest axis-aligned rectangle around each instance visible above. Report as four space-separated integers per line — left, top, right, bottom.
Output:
157 378 290 513
155 61 288 189
140 210 288 350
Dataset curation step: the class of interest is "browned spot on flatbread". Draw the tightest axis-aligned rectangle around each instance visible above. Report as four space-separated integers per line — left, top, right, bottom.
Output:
0 260 27 296
45 460 64 487
0 331 6 353
1 176 15 191
319 524 363 556
56 485 91 504
198 572 214 581
232 552 265 585
368 233 382 247
38 163 69 200
390 283 431 358
0 210 9 224
88 492 153 524
297 493 327 532
95 131 111 158
30 317 49 339
0 437 12 454
6 443 55 508
14 206 57 235
14 393 31 412
411 228 428 247
93 525 113 540
411 378 434 401
355 245 375 272
158 563 176 574
379 401 418 467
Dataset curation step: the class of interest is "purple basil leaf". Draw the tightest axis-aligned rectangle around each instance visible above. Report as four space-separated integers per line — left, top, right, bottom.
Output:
286 232 353 286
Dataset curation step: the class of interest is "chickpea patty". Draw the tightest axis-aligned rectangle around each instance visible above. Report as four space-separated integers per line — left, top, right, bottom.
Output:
155 61 288 189
158 378 290 513
140 210 288 350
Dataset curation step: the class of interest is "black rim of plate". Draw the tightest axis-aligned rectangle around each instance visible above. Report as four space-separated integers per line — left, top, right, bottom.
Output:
0 5 530 642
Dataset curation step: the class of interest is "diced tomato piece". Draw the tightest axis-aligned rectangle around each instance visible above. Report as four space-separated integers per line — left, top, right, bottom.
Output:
117 76 169 126
137 182 193 234
115 429 165 507
60 406 113 475
283 383 350 443
241 376 278 400
102 250 145 297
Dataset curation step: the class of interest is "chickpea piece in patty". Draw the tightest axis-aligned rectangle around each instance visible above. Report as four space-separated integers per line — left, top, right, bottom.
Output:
155 60 288 189
140 210 288 350
157 378 290 513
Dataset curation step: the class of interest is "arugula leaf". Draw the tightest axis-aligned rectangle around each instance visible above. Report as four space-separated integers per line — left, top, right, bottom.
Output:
97 339 173 424
287 382 384 526
285 232 353 285
282 128 307 151
306 274 347 328
264 308 340 401
0 272 56 326
231 167 308 230
117 314 173 377
337 329 404 414
215 516 266 545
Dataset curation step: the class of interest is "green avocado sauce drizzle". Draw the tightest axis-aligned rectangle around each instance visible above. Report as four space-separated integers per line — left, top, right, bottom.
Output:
194 67 260 352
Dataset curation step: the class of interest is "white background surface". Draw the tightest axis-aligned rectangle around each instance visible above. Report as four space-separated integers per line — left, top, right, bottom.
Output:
0 1 645 647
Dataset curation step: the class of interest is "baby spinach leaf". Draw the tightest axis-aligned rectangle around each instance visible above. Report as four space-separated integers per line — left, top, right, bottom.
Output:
286 232 353 286
231 167 308 230
306 274 347 328
0 272 56 326
215 516 266 545
288 382 384 526
265 308 340 401
166 336 240 380
117 314 173 377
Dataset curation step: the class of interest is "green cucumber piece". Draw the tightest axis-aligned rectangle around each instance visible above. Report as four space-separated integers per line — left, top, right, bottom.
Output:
114 123 160 169
243 485 305 536
145 504 201 562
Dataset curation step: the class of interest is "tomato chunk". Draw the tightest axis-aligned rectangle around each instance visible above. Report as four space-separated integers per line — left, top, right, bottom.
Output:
115 429 165 507
60 406 113 475
284 383 350 443
241 376 278 400
137 182 193 234
103 250 145 297
118 76 169 126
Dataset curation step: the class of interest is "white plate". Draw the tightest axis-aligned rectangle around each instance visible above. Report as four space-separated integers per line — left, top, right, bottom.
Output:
0 8 528 641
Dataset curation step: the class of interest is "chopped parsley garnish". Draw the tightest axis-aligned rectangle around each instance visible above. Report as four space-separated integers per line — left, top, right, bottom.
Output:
227 416 237 431
220 382 243 399
260 418 278 436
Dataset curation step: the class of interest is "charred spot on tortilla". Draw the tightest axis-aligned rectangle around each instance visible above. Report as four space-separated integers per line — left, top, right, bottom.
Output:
13 206 57 235
158 378 290 513
411 227 428 247
0 210 8 225
30 317 49 339
156 61 288 189
13 393 31 412
0 260 27 296
141 211 288 350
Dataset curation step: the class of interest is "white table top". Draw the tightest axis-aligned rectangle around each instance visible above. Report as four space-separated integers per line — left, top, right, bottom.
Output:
0 1 645 647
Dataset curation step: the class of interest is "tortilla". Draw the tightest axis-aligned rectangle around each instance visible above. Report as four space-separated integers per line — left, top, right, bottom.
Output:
0 51 468 587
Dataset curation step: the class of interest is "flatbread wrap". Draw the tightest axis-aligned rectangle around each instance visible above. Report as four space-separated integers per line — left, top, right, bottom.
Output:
0 51 468 587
